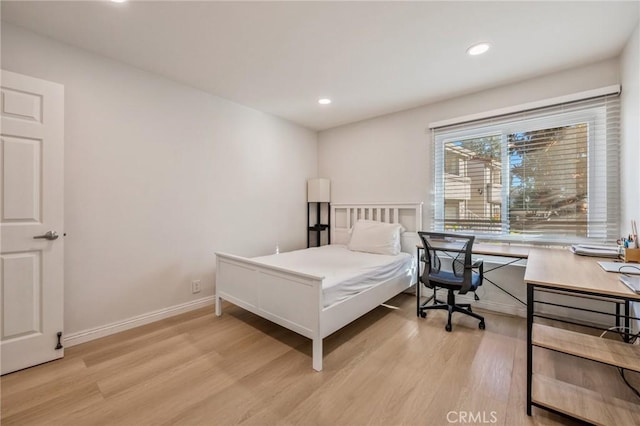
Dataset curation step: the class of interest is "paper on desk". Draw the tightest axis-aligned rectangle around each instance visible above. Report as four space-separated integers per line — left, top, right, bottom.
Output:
620 275 640 293
598 261 640 274
570 244 620 258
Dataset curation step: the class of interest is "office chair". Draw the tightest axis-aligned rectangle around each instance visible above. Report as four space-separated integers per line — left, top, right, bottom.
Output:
417 232 485 332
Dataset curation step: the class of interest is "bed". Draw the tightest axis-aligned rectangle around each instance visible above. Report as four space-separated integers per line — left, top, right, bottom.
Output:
214 202 423 371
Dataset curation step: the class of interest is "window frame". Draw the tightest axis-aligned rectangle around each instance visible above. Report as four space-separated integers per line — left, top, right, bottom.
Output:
433 105 615 244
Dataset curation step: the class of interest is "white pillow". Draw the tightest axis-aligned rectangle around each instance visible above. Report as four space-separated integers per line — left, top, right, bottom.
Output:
347 220 405 255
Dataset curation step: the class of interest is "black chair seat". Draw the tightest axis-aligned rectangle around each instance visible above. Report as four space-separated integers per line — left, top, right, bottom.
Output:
427 270 481 291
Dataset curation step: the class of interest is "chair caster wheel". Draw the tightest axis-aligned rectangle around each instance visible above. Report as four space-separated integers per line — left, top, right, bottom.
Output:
479 321 485 330
445 324 452 332
419 311 427 318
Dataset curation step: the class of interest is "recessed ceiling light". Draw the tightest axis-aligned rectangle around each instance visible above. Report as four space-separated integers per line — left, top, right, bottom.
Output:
111 0 128 3
467 42 490 56
318 98 332 105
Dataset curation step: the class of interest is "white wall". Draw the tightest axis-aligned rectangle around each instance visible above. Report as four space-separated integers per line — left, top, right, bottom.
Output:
620 23 640 334
1 23 318 339
318 58 622 317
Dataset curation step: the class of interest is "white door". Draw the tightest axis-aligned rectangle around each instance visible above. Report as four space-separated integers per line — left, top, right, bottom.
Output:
0 70 64 375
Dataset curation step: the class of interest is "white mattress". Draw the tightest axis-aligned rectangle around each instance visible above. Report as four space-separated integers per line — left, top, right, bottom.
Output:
252 244 415 307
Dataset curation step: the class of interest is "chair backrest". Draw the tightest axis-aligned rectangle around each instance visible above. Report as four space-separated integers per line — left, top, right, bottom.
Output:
418 232 475 291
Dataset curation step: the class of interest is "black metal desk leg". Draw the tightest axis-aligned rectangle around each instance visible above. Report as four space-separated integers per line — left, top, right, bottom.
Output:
526 283 534 416
625 300 630 343
416 246 421 317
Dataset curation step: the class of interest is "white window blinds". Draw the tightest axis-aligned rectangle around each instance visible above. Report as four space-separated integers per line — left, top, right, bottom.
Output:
432 92 620 243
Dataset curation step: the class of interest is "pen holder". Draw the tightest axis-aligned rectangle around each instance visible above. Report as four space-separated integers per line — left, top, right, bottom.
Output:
623 248 640 263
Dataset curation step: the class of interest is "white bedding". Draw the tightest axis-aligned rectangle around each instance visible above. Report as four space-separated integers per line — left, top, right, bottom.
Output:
253 244 415 308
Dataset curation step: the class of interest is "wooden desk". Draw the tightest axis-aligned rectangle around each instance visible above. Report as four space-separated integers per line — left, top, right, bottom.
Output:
471 243 530 259
417 242 529 305
422 241 530 259
525 248 640 298
525 248 640 425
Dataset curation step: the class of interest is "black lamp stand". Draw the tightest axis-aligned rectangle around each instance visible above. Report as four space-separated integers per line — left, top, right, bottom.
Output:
307 202 330 248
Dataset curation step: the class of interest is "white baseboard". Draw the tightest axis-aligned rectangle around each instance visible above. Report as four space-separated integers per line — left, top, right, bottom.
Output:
63 296 215 347
451 293 526 318
472 298 527 318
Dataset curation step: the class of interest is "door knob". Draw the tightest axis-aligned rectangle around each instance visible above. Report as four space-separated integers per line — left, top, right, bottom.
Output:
33 231 59 241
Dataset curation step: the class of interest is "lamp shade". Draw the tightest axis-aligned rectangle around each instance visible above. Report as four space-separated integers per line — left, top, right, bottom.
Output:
307 178 331 202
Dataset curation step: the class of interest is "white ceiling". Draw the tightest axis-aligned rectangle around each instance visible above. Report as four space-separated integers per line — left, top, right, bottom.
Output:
2 1 639 131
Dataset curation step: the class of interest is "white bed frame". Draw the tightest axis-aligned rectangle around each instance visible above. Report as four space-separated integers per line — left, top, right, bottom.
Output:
214 202 423 371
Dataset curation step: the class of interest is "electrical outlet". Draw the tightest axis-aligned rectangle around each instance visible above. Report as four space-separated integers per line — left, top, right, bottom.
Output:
191 280 201 294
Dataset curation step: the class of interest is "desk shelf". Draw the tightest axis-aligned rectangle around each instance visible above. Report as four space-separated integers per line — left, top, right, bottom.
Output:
532 324 640 373
528 291 640 425
532 374 640 425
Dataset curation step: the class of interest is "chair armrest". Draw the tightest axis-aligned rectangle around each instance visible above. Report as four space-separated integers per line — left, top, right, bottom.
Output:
461 258 484 293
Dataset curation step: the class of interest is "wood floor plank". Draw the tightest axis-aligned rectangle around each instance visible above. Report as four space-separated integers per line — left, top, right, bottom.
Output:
2 294 636 425
0 357 87 398
1 383 104 426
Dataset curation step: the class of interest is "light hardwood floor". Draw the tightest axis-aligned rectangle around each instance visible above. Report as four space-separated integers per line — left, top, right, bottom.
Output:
2 293 638 425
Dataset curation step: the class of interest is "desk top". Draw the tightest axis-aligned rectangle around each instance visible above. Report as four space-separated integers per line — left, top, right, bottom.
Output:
419 242 530 259
472 243 530 259
525 247 640 300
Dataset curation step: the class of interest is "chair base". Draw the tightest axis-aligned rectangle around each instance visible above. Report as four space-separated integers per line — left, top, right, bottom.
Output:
418 288 485 332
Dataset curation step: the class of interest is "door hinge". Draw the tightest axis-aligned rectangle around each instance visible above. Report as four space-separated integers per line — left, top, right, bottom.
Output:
55 331 63 350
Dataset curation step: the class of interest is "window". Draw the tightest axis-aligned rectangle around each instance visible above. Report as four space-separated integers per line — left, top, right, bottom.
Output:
432 93 620 243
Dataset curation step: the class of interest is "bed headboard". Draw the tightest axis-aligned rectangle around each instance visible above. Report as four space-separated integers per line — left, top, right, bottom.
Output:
330 202 423 254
